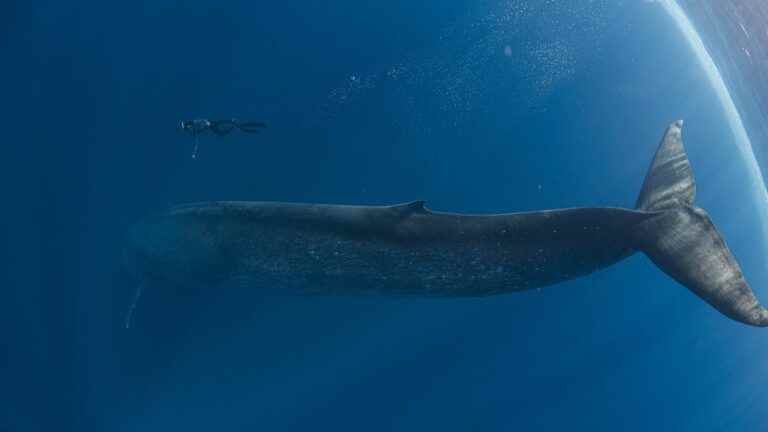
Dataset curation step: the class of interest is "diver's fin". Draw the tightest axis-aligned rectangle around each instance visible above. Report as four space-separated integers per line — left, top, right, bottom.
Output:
235 121 268 133
632 121 768 326
635 120 695 211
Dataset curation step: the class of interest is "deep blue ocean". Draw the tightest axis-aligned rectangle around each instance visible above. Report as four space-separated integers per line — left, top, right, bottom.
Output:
5 1 768 431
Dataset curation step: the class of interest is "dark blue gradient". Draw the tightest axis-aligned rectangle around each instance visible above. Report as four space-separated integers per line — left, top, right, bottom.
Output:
5 1 767 431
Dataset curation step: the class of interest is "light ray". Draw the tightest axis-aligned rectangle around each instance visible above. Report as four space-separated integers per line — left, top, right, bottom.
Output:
660 0 768 246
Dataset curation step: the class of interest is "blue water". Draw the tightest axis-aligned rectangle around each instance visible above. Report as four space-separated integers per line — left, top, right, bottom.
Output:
6 1 767 431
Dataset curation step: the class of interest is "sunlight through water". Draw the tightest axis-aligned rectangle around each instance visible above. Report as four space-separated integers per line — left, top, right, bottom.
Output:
660 0 768 245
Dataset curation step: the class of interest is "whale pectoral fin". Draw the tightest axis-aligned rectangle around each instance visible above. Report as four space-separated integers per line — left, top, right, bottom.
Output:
392 200 428 216
124 281 145 329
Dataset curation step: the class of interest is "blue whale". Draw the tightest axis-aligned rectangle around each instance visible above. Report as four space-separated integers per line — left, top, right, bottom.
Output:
124 121 768 327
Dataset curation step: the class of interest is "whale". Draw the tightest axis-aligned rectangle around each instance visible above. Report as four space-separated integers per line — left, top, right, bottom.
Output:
124 121 768 327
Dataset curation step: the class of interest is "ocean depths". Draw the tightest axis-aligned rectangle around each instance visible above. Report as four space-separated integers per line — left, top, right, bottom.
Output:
4 1 768 431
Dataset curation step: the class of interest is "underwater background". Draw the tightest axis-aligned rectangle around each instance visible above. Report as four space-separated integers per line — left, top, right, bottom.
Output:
4 0 768 430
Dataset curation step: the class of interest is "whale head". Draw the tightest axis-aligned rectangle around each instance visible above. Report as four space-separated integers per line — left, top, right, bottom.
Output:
123 205 233 287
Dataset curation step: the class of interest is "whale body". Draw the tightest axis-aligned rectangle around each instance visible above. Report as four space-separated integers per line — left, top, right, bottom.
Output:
124 121 768 327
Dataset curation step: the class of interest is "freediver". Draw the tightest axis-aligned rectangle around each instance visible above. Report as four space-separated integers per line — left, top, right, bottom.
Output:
179 118 267 158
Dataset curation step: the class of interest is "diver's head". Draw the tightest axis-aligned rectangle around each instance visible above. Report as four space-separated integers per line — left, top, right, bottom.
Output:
179 120 190 132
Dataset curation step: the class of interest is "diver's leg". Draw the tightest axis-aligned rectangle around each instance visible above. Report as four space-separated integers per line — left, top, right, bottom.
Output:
192 135 199 159
210 120 236 136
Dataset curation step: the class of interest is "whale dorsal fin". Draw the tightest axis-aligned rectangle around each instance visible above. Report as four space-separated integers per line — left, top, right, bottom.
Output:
392 200 428 216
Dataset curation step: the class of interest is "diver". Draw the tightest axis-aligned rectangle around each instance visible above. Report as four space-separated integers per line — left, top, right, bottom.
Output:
179 118 267 158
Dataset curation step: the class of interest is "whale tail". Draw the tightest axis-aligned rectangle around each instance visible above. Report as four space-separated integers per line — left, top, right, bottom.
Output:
632 121 768 326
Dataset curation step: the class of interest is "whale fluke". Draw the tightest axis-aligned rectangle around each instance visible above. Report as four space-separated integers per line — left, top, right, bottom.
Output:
636 120 695 211
634 120 768 326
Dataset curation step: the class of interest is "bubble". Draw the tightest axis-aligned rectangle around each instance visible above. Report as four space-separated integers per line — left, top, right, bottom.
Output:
318 0 615 126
